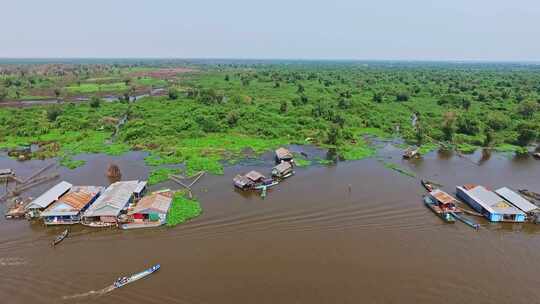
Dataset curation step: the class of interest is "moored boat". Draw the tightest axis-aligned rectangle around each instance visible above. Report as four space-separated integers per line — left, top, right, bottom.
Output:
113 264 161 289
421 179 434 192
423 195 455 222
518 189 540 202
52 229 69 247
253 181 279 190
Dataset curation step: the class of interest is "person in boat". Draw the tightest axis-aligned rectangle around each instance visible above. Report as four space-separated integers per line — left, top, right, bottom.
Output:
114 276 129 287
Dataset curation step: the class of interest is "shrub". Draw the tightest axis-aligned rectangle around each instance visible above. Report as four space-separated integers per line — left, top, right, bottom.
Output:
46 107 63 122
89 96 102 108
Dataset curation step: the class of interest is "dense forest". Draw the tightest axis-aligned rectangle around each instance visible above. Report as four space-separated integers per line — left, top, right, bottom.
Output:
0 61 538 174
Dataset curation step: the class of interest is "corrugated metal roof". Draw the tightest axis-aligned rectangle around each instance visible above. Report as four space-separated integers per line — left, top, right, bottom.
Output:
26 181 72 210
83 181 140 217
496 187 538 213
430 189 456 205
275 147 293 160
233 175 251 187
245 171 265 182
460 185 524 215
273 161 292 174
41 186 103 217
134 181 147 194
129 191 173 215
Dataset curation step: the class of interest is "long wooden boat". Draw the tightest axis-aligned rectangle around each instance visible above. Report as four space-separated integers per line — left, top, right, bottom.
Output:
113 264 161 289
423 195 455 223
421 179 434 192
52 229 69 247
80 221 117 228
518 189 540 202
450 212 480 229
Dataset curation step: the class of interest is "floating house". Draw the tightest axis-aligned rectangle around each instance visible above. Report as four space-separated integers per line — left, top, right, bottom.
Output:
495 187 539 215
40 186 103 225
121 190 173 229
245 171 265 183
82 180 146 227
272 161 294 179
233 175 253 190
429 189 458 212
275 147 294 163
456 184 526 222
233 170 268 190
25 181 73 218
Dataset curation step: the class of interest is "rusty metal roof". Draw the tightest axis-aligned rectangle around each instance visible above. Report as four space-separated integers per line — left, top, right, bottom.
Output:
41 186 103 216
430 189 456 205
130 191 173 215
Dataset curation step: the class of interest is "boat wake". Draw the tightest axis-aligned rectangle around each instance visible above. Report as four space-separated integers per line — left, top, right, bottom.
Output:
0 257 27 266
61 285 115 300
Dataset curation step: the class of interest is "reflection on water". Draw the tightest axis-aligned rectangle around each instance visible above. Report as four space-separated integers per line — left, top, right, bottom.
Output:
0 145 540 304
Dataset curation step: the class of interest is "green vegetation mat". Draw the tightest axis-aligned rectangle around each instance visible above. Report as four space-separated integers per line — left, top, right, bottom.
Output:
166 193 202 227
0 62 538 172
148 167 180 186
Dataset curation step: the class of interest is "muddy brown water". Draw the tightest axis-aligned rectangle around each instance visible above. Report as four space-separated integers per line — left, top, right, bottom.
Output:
1 145 540 304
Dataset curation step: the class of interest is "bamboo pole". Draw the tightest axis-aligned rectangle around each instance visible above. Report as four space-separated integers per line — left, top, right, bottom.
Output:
21 163 55 184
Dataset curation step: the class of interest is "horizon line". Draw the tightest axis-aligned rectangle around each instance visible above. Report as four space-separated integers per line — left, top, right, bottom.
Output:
0 57 540 64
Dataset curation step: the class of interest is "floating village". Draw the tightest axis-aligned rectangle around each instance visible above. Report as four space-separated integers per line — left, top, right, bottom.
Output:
3 147 540 235
1 145 540 292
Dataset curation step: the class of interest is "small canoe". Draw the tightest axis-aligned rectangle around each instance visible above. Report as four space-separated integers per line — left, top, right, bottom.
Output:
421 179 434 192
52 229 69 247
423 195 455 223
254 181 278 190
403 148 420 159
113 264 161 289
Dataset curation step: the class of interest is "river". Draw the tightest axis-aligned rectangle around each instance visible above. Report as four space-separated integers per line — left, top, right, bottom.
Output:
1 144 540 304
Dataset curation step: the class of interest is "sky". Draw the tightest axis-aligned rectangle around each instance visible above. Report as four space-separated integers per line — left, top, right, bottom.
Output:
1 0 539 61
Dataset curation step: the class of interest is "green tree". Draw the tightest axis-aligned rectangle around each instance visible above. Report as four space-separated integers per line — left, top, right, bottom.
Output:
0 88 7 101
486 112 510 131
326 124 341 145
517 100 538 119
372 92 383 103
279 100 288 113
460 98 471 110
338 98 351 109
396 92 409 102
516 122 538 147
457 113 480 135
224 74 230 82
168 88 179 100
46 107 63 122
415 122 426 145
484 128 494 147
54 88 61 100
442 111 456 141
89 96 102 108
